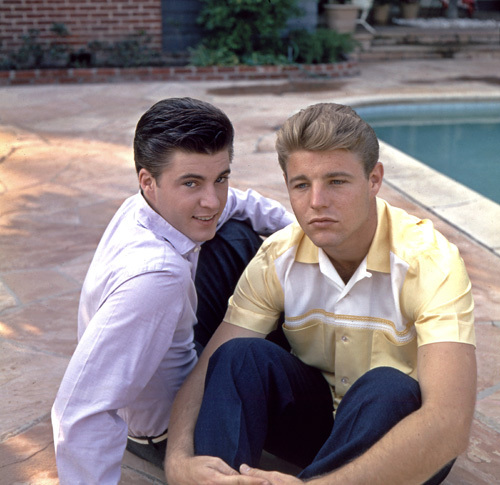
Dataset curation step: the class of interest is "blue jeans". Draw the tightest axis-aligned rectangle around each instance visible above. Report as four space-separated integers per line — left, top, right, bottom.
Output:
194 338 455 484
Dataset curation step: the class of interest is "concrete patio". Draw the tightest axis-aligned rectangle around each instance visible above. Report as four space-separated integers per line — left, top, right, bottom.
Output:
0 56 499 484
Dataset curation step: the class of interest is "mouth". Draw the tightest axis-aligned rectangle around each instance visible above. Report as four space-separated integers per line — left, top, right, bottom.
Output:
193 214 217 222
309 217 337 225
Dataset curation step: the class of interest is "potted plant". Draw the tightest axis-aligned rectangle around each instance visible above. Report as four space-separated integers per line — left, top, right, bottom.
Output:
400 0 420 19
323 0 361 33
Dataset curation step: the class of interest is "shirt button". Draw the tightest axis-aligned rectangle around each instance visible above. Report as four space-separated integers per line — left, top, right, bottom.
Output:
193 247 201 253
341 335 348 342
341 377 349 384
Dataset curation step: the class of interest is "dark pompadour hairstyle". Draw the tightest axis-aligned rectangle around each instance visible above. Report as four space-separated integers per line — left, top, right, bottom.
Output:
134 97 234 179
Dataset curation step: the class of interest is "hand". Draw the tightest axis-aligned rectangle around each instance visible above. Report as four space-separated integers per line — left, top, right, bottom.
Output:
240 464 304 485
165 455 271 485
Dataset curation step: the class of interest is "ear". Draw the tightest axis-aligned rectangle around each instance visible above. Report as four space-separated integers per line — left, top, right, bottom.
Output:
369 162 384 196
139 168 156 201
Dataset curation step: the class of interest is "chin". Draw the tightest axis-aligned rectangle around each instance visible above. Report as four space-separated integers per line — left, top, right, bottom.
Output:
197 230 217 244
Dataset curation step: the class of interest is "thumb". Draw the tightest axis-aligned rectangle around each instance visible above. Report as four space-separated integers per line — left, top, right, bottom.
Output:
240 464 261 476
239 464 272 484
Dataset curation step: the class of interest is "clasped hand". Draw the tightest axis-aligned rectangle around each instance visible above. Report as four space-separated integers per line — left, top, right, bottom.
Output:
165 455 305 485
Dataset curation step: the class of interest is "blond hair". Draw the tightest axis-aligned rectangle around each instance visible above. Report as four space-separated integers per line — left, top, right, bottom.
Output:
275 103 379 177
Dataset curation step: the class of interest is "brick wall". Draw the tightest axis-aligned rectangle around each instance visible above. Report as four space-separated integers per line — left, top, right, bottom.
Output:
0 0 162 56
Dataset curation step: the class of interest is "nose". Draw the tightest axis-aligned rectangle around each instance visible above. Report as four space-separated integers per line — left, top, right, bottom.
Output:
310 183 328 209
200 185 220 210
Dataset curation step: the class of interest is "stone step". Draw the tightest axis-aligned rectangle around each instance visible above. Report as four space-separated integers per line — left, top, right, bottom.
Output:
371 29 500 46
357 42 500 61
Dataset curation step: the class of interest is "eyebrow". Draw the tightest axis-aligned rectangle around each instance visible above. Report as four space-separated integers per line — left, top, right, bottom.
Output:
177 168 231 183
288 171 353 185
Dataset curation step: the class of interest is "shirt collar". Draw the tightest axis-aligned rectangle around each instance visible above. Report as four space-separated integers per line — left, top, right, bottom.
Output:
366 198 391 273
294 197 391 273
135 192 200 257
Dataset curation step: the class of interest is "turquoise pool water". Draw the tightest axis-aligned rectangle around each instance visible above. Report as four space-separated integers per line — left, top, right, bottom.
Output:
355 101 500 205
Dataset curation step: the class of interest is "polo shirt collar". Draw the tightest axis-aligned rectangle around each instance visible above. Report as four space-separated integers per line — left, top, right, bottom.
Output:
366 197 391 274
135 192 200 257
295 231 319 263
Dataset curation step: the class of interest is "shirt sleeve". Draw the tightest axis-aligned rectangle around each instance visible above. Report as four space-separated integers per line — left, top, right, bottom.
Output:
218 187 294 236
224 240 284 334
401 241 475 347
52 270 190 484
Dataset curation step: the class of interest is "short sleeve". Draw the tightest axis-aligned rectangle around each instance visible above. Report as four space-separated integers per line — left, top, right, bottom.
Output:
224 241 284 334
401 241 475 347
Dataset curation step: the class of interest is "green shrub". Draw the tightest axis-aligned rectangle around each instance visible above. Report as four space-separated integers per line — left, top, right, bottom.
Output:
4 29 45 69
289 28 357 64
191 0 301 66
0 26 163 70
88 31 162 68
188 45 240 67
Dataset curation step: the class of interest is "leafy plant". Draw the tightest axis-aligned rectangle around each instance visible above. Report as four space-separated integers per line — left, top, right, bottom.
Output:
188 45 240 67
288 28 357 64
191 0 301 65
0 26 163 70
6 29 45 69
88 31 162 67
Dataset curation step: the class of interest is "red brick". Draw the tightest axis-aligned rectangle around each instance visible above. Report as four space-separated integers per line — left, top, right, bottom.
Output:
11 77 34 85
12 69 37 79
216 66 236 73
72 68 95 77
196 66 216 74
237 65 258 72
204 75 226 81
173 67 194 74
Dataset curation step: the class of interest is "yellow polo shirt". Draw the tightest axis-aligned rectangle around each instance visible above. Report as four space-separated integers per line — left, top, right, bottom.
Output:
224 198 475 407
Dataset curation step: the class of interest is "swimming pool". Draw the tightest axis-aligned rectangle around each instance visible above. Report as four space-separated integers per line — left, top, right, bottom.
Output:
355 101 500 205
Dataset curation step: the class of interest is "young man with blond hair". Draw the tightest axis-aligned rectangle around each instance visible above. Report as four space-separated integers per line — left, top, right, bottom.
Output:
165 102 476 485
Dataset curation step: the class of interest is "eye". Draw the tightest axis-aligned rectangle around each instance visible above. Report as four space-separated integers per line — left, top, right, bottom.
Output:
216 175 229 184
330 179 345 185
184 181 197 188
293 182 308 190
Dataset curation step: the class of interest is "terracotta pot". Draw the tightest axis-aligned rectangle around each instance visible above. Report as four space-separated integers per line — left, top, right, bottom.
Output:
324 4 360 33
401 2 420 19
373 3 391 25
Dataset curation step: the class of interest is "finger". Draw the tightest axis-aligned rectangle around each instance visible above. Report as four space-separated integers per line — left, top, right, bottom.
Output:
219 472 271 485
239 464 269 478
240 463 265 477
207 456 240 476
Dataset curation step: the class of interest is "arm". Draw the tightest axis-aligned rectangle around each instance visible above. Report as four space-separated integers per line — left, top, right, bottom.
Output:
165 321 270 485
166 238 284 484
241 225 476 484
52 271 186 484
241 341 477 485
219 187 294 235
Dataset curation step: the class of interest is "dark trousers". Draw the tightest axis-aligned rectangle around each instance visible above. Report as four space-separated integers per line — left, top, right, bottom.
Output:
194 338 455 485
126 220 263 468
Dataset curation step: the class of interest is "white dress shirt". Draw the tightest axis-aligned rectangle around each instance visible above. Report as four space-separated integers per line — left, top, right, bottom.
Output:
52 187 293 484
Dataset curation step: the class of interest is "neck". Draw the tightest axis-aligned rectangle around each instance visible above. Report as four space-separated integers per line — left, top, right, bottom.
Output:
327 208 378 284
330 258 362 285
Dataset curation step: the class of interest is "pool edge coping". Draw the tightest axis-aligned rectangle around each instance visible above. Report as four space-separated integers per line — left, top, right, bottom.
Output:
338 93 500 258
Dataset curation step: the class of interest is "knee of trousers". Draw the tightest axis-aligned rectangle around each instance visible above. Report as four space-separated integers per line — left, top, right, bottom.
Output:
208 338 276 369
339 366 422 417
206 338 284 386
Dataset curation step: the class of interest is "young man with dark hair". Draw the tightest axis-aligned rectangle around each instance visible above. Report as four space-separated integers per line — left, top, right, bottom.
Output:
165 103 477 485
51 97 293 484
